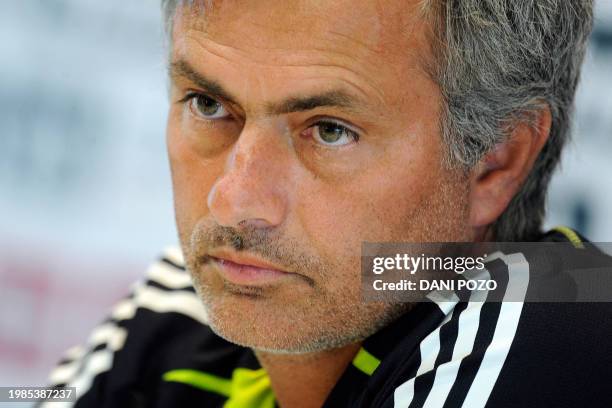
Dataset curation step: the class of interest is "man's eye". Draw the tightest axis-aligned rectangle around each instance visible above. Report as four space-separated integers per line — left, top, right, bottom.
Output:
310 121 360 147
188 94 230 120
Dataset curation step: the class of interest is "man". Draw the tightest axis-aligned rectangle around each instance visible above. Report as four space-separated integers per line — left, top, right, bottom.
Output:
39 0 612 407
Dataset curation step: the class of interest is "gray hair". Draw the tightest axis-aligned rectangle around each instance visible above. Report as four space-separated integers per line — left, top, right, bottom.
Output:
427 0 593 241
161 0 593 241
161 0 207 35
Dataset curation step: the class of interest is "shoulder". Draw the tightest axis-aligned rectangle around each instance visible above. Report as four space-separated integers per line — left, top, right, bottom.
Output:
40 246 248 407
121 245 208 327
368 241 612 408
370 301 612 408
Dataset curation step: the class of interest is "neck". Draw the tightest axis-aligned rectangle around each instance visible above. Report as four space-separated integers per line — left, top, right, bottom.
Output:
255 342 361 408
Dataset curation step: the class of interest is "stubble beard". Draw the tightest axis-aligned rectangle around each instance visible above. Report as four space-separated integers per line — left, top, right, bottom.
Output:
177 169 471 354
186 239 414 354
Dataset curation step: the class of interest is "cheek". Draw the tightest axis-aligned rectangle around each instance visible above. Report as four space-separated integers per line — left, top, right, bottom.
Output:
295 132 450 269
166 114 225 235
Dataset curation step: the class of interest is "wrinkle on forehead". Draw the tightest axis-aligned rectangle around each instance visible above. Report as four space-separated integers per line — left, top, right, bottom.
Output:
171 0 437 118
174 0 431 61
176 32 389 110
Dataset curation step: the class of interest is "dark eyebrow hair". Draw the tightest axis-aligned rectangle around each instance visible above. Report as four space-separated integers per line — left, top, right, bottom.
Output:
267 91 357 115
170 59 238 104
169 59 364 115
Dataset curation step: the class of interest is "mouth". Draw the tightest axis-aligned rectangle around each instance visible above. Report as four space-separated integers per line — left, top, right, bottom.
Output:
207 250 294 286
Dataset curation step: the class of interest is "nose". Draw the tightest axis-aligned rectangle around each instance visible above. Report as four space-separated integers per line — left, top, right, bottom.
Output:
207 122 290 230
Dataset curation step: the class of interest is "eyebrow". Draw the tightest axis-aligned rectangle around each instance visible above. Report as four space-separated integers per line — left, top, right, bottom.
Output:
169 59 364 115
170 60 235 103
270 92 356 115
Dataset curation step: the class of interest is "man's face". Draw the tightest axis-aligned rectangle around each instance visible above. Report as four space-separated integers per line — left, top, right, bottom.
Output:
167 0 472 353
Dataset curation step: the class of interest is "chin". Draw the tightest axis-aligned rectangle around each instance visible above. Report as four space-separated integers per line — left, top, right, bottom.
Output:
202 297 318 353
202 293 397 355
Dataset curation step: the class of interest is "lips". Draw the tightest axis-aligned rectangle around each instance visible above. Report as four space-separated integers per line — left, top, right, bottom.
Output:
208 250 292 286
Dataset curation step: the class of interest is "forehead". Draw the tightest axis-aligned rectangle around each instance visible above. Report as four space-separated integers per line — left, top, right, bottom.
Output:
183 1 419 48
172 0 432 71
170 0 436 117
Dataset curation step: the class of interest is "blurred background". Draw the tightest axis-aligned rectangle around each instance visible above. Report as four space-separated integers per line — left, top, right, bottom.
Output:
0 0 610 393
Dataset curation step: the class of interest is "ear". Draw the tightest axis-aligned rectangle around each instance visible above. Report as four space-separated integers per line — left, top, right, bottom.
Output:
468 107 552 239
